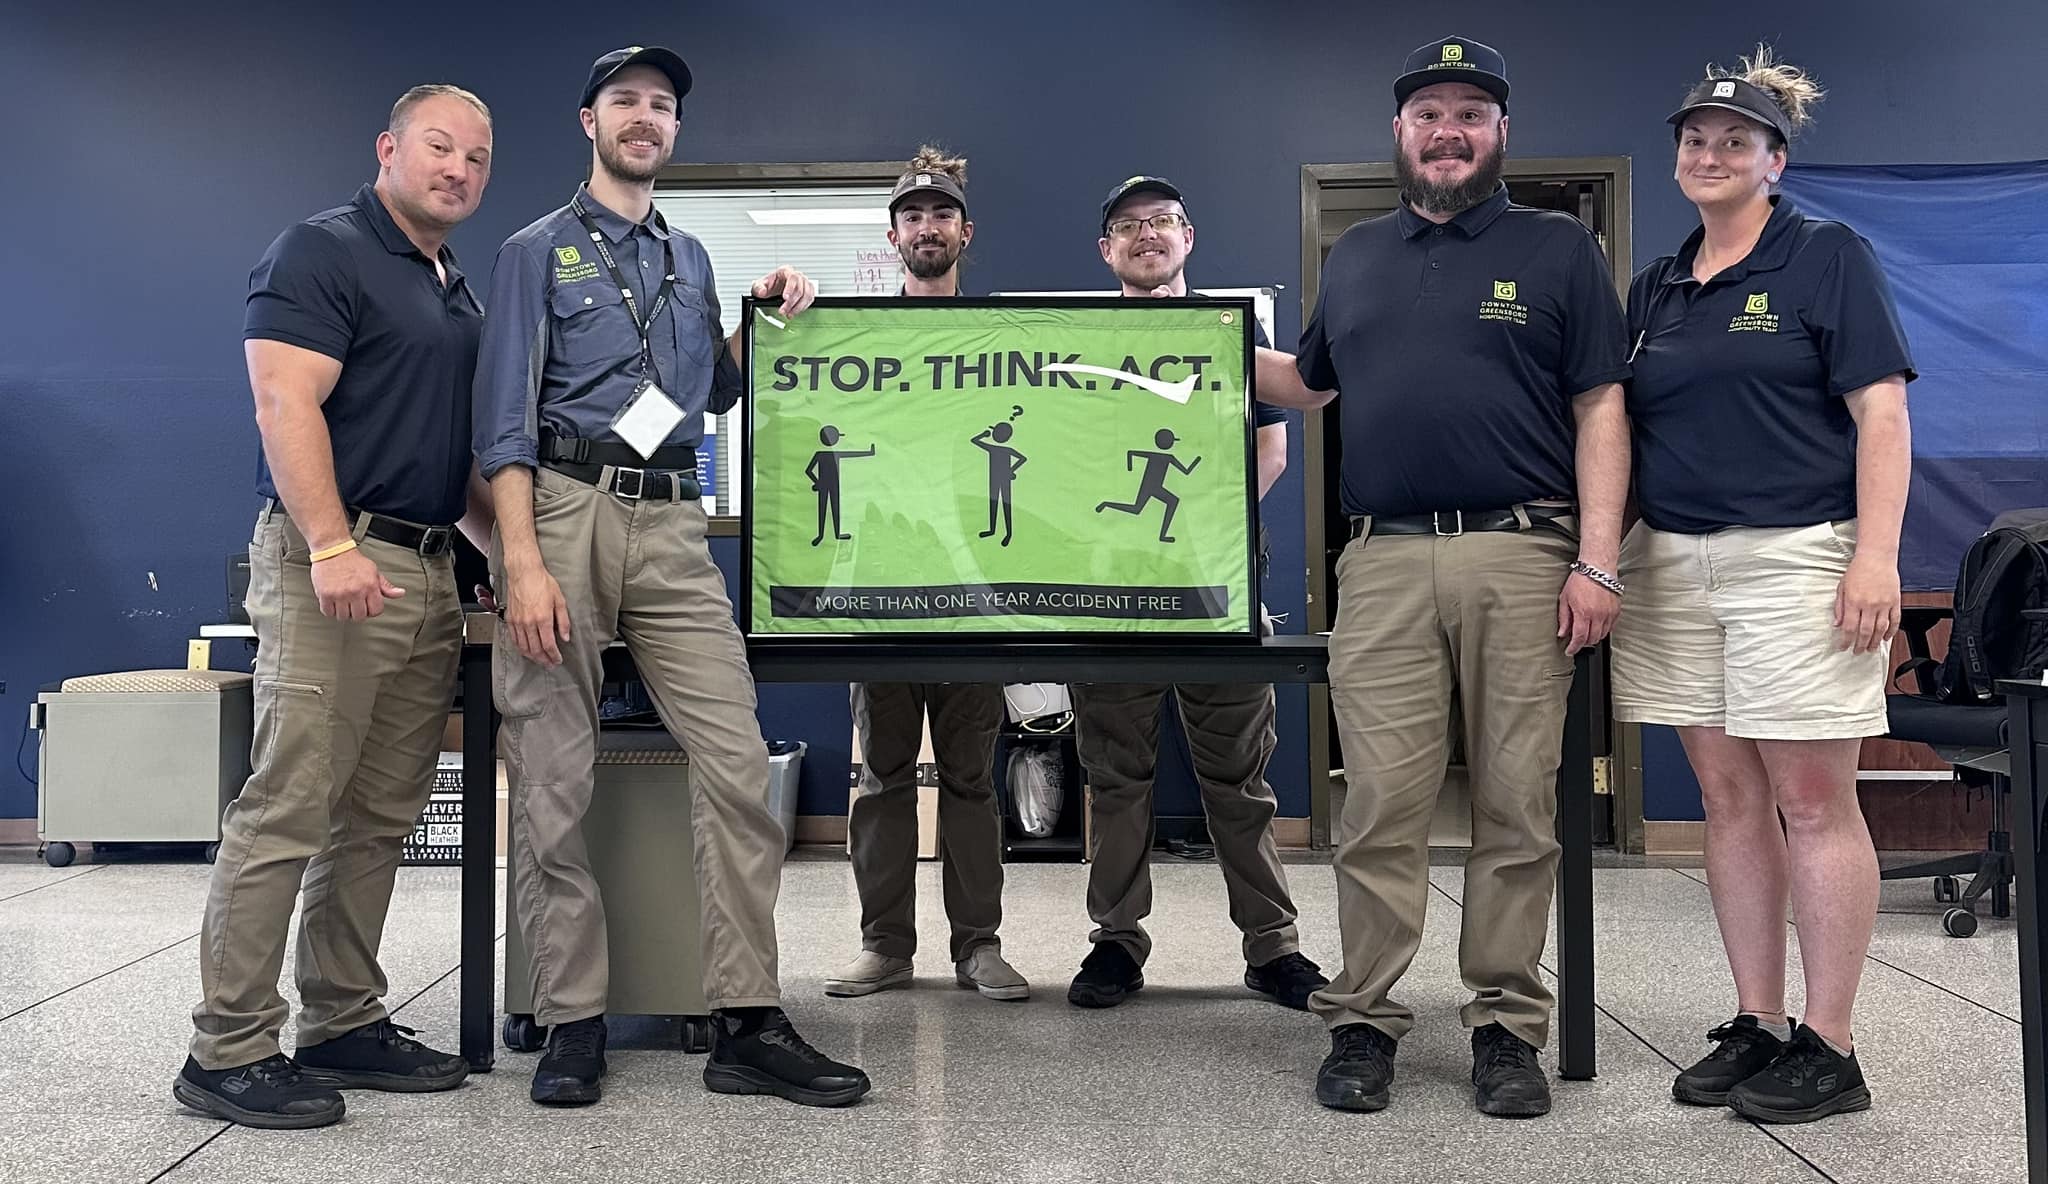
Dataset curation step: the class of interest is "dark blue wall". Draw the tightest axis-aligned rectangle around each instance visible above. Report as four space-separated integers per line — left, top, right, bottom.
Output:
3 1 2043 820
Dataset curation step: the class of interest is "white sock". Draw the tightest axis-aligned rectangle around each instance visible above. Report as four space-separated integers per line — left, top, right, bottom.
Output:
1743 1014 1793 1042
1815 1031 1853 1057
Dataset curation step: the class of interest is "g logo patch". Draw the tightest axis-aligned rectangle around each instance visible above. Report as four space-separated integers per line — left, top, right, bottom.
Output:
556 246 582 266
1493 280 1517 301
1442 43 1464 62
1745 293 1770 315
1712 80 1737 98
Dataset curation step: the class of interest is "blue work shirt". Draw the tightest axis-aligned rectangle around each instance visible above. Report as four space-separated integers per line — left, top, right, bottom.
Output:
473 184 741 478
245 183 482 524
1626 198 1916 534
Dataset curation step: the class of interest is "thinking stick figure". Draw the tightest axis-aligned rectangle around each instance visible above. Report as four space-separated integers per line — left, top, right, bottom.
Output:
971 422 1028 546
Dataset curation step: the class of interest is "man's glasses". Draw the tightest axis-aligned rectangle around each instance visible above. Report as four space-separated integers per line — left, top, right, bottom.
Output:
1105 212 1190 239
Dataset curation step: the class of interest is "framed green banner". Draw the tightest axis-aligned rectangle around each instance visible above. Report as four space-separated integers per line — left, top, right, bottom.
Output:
741 297 1259 639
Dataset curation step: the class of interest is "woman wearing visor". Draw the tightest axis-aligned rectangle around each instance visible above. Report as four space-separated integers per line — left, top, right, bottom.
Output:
1610 47 1914 1124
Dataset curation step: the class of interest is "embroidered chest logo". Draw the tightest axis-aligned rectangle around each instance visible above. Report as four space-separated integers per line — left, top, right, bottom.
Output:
554 243 600 285
1480 279 1527 325
1729 291 1778 333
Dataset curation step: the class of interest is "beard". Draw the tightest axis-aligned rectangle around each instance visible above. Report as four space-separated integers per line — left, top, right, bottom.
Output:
1397 139 1506 216
595 126 672 184
898 234 962 280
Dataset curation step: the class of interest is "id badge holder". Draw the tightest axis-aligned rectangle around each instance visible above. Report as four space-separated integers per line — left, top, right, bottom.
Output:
610 375 686 460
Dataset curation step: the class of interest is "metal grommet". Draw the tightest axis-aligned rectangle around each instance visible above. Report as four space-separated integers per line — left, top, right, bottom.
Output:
1220 311 1234 325
584 296 594 305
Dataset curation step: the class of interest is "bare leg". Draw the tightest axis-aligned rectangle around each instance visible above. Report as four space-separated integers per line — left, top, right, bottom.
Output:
1756 737 1873 1049
1678 726 1790 1025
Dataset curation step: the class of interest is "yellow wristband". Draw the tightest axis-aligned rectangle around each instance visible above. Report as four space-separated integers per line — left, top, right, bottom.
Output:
310 539 359 563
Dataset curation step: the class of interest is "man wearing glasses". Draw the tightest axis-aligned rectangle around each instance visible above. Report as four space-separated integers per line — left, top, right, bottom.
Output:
1064 176 1328 1013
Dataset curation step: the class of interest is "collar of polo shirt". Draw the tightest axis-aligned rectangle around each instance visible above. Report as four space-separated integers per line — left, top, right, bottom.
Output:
1662 196 1800 287
574 182 673 244
1395 182 1511 240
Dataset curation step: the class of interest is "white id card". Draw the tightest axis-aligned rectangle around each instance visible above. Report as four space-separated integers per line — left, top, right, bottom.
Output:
610 380 686 460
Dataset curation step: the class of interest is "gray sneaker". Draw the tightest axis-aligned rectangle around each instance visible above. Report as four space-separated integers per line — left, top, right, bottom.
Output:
954 946 1030 1001
824 951 914 998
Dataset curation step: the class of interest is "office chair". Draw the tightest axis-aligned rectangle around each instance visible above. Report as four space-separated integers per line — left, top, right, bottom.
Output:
1877 607 2045 937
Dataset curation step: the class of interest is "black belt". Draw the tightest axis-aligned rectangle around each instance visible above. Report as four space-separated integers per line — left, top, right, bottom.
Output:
542 460 700 502
540 431 695 472
263 500 455 556
1351 505 1573 539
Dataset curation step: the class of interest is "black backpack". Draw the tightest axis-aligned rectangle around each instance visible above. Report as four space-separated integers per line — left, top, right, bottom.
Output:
1915 509 2048 704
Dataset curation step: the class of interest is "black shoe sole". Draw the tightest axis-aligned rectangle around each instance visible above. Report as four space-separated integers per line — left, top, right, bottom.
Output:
172 1080 344 1130
1067 975 1142 1009
1314 1078 1390 1112
531 1077 603 1107
1729 1084 1872 1124
1476 1093 1553 1118
703 1063 871 1107
295 1064 469 1093
1672 1079 1735 1107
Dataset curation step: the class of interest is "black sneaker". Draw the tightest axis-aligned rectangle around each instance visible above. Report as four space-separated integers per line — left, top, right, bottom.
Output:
294 1018 468 1093
1244 952 1328 1010
1067 943 1144 1009
1315 1024 1396 1112
1672 1015 1790 1106
1472 1023 1551 1118
530 1017 607 1107
172 1054 345 1130
702 1009 871 1107
1727 1024 1871 1124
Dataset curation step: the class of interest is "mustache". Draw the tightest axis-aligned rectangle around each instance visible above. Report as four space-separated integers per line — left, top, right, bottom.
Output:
1422 143 1473 162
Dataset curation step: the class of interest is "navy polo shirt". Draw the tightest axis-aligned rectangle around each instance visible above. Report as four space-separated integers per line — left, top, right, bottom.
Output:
245 184 483 525
1626 198 1916 534
1296 185 1630 517
473 184 740 479
245 183 481 520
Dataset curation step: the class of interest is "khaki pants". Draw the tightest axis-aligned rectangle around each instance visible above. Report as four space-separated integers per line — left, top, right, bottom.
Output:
191 509 460 1069
846 682 1005 961
1071 682 1300 967
1309 522 1576 1048
494 467 782 1024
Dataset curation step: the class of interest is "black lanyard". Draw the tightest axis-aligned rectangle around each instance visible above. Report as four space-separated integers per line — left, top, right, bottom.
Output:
571 195 675 385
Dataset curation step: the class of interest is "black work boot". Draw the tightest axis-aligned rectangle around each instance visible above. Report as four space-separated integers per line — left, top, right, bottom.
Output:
173 1054 346 1130
702 1008 871 1107
1672 1015 1790 1107
530 1016 607 1107
1244 951 1328 1010
1067 942 1144 1009
1727 1024 1871 1124
295 1018 469 1092
1472 1023 1551 1118
1314 1024 1397 1112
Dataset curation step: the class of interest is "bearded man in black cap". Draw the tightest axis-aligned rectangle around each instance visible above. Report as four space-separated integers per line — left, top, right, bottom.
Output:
1256 35 1632 1118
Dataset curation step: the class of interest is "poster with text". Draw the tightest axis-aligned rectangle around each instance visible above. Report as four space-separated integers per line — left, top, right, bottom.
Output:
744 298 1257 638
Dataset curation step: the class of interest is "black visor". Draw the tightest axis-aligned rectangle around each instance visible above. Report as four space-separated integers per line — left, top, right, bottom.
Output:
1667 76 1793 143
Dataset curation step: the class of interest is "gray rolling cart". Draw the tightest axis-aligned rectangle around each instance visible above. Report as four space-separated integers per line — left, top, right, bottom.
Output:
32 670 254 867
502 731 715 1053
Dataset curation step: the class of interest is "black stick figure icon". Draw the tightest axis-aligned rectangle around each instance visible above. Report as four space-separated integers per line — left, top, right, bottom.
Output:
804 425 877 546
1094 428 1202 543
971 422 1028 546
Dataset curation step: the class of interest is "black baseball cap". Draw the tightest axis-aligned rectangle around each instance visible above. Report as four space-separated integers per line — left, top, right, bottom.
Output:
580 46 693 111
889 169 967 216
1394 36 1509 110
1100 175 1187 233
1667 76 1794 143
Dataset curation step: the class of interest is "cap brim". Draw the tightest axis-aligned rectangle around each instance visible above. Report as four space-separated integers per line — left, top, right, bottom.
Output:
586 47 693 108
1395 68 1509 106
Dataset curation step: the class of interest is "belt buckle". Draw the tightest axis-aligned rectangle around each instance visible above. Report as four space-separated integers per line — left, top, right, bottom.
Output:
613 467 646 500
419 526 452 555
1433 510 1463 537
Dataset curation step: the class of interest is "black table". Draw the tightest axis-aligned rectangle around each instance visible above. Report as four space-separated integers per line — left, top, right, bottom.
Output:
2000 678 2048 1184
456 622 1602 1085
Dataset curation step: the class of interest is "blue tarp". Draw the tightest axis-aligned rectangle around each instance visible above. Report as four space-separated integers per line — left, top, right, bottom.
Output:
1780 161 2048 590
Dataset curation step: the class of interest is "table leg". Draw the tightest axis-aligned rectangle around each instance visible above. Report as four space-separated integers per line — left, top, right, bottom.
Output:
2010 694 2046 1184
1555 648 1597 1081
460 645 497 1073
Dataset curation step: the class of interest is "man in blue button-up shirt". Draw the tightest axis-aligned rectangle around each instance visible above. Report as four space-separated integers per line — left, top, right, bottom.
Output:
471 46 868 1112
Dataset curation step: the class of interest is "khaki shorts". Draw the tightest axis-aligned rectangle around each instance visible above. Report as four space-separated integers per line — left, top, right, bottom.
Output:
1610 520 1888 740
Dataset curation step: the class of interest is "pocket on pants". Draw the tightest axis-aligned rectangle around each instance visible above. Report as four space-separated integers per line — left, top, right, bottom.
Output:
247 679 332 808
